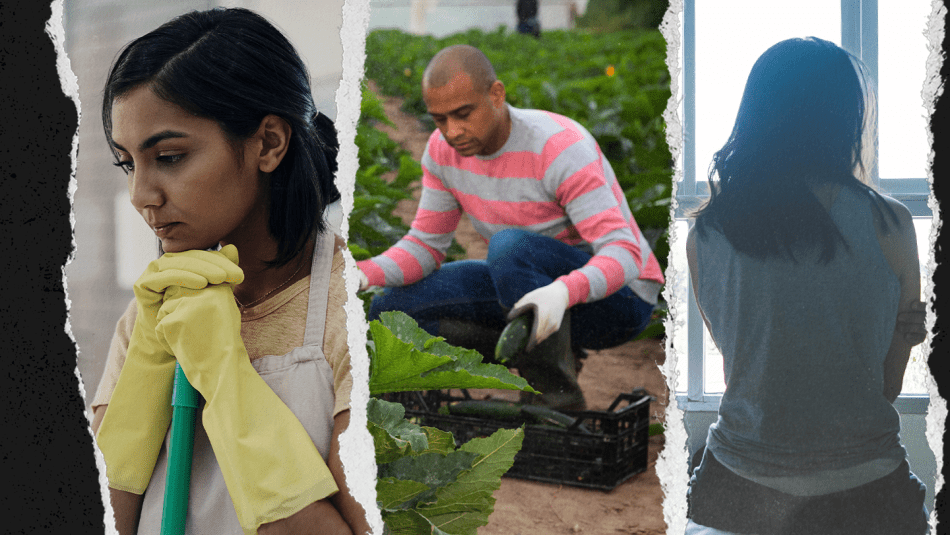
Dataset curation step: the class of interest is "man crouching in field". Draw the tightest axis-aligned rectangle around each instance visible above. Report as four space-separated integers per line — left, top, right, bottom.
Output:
356 44 664 411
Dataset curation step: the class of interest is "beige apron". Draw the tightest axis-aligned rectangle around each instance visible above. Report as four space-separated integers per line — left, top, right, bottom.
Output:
137 231 338 534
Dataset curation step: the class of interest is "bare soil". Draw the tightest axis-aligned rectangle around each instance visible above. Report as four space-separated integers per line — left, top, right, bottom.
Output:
367 82 669 535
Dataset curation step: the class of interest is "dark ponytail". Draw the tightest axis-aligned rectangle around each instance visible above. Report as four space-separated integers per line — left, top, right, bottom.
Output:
313 111 341 205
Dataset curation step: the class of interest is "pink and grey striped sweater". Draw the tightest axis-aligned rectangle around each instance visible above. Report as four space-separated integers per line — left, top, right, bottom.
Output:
357 105 664 307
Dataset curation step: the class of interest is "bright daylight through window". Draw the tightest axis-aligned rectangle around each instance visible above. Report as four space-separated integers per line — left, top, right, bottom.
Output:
672 0 933 403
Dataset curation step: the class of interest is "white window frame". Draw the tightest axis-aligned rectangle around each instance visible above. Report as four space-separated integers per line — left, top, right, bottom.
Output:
674 0 932 416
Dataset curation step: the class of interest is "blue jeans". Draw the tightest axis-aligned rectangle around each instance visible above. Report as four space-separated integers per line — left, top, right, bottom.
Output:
368 229 655 350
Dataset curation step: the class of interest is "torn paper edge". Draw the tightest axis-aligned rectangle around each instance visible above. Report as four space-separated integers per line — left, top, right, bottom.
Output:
923 2 946 532
658 0 689 533
337 0 386 533
46 0 119 533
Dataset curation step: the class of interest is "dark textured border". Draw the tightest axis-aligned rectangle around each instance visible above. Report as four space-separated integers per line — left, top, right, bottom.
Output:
0 1 104 533
928 6 949 533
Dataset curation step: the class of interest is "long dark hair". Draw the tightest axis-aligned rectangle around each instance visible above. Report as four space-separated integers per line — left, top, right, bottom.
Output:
693 37 896 262
102 7 340 267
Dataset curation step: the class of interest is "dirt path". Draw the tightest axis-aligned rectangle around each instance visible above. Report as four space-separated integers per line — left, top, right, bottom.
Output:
368 82 669 534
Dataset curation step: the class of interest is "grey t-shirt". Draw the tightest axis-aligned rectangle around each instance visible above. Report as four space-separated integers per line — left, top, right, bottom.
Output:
695 184 906 478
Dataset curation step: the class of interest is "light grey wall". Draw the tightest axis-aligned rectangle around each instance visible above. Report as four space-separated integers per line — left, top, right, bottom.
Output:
64 0 345 410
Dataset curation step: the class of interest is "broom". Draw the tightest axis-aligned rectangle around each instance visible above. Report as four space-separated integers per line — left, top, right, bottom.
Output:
160 363 199 535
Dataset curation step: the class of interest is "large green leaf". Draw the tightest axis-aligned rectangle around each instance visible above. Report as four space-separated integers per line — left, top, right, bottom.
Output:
367 398 430 463
383 509 452 535
376 478 431 511
423 426 456 455
377 428 525 535
368 312 537 395
411 428 525 535
378 451 480 513
379 451 479 488
368 318 454 394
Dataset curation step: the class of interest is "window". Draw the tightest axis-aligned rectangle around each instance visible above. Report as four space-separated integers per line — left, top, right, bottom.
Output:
672 0 934 413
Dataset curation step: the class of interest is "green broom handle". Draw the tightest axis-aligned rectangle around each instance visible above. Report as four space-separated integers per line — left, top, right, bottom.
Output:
160 363 200 535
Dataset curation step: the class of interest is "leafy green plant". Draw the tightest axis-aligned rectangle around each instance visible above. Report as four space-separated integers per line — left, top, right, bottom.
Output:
350 86 468 275
575 0 668 31
350 86 467 315
349 86 418 262
367 311 535 534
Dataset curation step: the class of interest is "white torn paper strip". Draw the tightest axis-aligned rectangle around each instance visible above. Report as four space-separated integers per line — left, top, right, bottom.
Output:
337 0 387 533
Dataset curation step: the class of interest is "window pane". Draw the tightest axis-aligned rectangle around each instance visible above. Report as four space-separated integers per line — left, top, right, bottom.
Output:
703 330 725 394
878 0 931 179
900 217 934 395
694 1 840 183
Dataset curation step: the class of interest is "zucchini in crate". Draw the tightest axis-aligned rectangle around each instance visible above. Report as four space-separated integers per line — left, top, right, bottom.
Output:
447 399 523 420
521 405 591 434
446 397 592 434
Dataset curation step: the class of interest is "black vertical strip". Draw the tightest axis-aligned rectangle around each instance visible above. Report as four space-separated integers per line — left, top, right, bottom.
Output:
0 0 105 533
930 6 950 534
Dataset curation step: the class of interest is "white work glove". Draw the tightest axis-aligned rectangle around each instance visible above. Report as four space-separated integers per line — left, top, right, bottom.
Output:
508 280 570 349
357 267 369 291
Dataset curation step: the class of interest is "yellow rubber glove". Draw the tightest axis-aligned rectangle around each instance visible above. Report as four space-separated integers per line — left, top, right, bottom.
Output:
97 246 245 494
155 258 337 534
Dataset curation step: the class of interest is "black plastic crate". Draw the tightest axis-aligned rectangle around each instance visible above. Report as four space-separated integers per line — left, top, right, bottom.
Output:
385 388 653 490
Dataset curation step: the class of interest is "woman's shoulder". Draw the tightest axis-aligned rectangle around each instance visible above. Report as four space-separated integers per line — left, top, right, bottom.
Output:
836 184 911 227
857 189 914 242
863 190 917 280
876 193 913 226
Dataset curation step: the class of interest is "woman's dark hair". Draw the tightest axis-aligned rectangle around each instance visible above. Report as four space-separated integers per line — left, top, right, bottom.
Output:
102 7 341 267
693 37 896 262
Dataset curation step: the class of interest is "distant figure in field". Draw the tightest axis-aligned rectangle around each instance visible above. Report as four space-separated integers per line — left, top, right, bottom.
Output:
516 0 541 37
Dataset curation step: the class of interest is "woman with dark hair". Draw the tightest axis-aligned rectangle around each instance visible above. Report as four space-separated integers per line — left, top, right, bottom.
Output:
90 8 366 535
685 37 929 534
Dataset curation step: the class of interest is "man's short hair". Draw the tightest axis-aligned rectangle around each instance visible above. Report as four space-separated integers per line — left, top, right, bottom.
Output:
422 44 497 92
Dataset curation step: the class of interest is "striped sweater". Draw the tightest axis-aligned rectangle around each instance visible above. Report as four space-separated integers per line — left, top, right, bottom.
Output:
357 105 664 307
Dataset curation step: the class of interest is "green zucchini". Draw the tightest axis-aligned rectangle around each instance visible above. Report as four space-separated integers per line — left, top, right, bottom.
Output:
446 400 523 420
521 405 592 434
495 313 533 363
444 399 596 436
